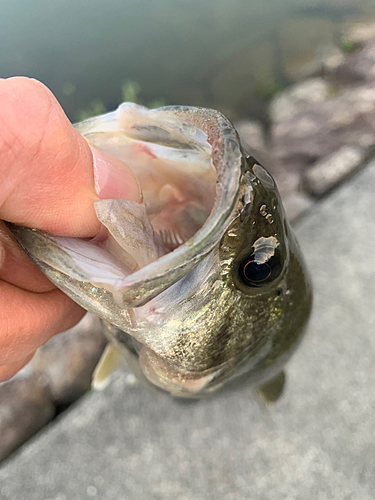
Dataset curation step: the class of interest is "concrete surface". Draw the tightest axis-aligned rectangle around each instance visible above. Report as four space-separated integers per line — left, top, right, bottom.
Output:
1 159 375 500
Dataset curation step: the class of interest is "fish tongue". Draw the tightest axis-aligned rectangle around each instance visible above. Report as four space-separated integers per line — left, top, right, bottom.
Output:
94 199 168 271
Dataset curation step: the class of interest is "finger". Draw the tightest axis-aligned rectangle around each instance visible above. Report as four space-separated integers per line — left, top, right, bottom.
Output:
0 281 85 366
0 352 35 383
0 77 141 238
0 221 54 292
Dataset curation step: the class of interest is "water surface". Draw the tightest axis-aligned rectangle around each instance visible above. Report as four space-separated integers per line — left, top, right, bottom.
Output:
0 0 374 121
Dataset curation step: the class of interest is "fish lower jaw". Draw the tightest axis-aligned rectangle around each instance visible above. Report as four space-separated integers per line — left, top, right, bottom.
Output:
138 347 220 397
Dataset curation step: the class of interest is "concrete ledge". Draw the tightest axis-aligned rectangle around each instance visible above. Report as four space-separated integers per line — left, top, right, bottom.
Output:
1 159 375 500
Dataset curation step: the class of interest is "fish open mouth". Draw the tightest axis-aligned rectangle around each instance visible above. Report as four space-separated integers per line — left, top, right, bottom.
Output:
82 102 218 273
72 103 242 308
100 104 217 252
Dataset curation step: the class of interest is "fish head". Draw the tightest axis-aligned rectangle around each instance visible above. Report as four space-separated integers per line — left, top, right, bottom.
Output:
6 104 311 397
126 156 311 396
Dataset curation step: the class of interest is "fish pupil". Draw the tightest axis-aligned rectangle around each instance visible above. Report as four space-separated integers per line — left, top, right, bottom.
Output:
243 260 271 283
238 251 283 288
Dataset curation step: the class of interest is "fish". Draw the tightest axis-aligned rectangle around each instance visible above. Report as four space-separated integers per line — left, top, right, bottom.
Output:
6 103 312 397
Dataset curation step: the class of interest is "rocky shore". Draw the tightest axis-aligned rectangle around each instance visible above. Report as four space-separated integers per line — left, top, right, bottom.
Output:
0 314 107 462
236 21 375 221
2 21 375 464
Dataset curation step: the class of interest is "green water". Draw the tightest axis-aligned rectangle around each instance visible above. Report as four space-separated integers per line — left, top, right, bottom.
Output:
1 0 374 122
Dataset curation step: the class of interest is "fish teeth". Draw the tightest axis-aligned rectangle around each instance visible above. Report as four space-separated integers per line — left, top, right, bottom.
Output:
159 229 184 251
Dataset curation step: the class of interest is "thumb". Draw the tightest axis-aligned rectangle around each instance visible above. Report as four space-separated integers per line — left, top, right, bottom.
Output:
0 77 141 238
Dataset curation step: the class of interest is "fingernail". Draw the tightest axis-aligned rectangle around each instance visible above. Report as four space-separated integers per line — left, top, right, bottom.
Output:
90 146 142 202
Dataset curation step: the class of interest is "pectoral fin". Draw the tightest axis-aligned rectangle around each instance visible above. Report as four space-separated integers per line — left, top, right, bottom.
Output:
256 371 286 403
92 344 125 390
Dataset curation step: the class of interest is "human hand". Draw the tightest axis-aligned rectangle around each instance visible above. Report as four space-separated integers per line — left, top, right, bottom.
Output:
0 77 141 382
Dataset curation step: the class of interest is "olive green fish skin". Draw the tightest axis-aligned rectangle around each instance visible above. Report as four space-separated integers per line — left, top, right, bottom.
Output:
5 106 312 397
209 154 312 390
139 153 313 393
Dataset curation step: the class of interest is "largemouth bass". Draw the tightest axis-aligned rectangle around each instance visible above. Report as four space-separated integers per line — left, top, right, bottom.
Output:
7 104 312 397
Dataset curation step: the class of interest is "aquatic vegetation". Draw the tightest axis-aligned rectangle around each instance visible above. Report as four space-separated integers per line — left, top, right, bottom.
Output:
75 80 166 122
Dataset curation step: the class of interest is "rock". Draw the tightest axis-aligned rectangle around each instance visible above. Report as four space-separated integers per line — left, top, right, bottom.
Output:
235 117 312 221
343 22 375 47
303 145 367 198
283 192 315 223
234 120 266 152
271 26 375 202
0 375 55 463
279 18 335 81
234 119 271 167
265 164 314 222
210 42 275 117
32 314 107 407
269 78 332 123
334 39 375 85
320 45 346 75
272 85 375 177
287 44 345 82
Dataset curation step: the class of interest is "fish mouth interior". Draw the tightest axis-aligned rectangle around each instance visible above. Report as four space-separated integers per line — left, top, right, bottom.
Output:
82 103 218 261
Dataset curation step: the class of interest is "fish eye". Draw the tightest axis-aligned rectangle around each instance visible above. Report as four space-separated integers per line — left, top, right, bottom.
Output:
238 250 283 287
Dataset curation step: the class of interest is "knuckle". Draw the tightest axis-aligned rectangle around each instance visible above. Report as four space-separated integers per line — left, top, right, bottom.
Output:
0 77 57 155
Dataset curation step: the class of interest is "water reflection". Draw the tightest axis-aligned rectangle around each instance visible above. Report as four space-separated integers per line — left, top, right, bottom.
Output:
0 0 374 121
